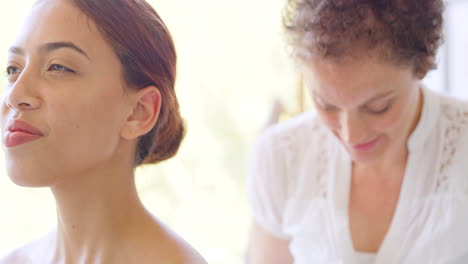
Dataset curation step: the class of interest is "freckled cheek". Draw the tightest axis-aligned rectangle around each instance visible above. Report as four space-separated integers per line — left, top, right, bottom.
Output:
48 97 98 127
47 89 124 136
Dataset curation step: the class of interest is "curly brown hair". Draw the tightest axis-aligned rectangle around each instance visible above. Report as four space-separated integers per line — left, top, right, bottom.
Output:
283 0 444 76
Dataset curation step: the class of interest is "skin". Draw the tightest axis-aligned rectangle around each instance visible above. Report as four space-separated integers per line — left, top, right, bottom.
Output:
247 55 423 262
0 0 206 263
247 223 293 264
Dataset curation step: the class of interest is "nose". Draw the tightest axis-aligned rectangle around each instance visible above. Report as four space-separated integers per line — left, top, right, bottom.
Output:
4 70 41 112
339 111 366 145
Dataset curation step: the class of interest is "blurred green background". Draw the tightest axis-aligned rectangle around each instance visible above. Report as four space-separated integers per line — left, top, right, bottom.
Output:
0 1 301 263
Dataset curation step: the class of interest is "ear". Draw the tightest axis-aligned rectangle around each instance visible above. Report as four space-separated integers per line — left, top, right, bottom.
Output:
120 86 161 140
416 71 426 80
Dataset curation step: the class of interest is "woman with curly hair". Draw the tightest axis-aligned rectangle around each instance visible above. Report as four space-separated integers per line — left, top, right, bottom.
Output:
0 0 206 263
247 0 468 263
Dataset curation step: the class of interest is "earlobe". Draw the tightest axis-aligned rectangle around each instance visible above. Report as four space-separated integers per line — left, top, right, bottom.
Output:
417 72 426 80
120 86 161 140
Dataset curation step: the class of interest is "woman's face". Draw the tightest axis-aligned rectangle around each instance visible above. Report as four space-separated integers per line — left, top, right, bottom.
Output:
303 57 422 164
1 0 134 186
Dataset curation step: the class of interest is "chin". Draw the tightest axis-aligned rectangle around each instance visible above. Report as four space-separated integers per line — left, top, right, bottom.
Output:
349 152 378 164
8 174 54 188
6 162 56 188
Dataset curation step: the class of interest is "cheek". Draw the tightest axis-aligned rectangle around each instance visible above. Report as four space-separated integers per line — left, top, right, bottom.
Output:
369 105 407 135
0 100 8 131
47 91 126 164
0 90 14 131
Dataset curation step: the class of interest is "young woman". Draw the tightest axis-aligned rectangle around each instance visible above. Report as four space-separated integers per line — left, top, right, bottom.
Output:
247 0 468 263
0 0 206 263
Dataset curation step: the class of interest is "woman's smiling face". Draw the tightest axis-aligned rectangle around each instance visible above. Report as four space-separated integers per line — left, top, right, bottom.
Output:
303 57 422 164
1 0 135 186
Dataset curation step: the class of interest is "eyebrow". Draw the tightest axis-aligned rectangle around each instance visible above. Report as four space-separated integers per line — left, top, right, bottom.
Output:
9 41 90 60
363 90 395 105
314 90 395 107
8 46 24 55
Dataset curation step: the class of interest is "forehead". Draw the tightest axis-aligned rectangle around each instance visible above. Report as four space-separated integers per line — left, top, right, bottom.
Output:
12 0 110 59
303 57 411 105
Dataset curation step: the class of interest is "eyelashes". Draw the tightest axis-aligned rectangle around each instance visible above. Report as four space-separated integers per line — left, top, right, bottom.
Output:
6 65 21 76
313 95 337 111
5 63 76 82
47 64 75 73
366 105 391 114
365 99 395 114
313 95 394 115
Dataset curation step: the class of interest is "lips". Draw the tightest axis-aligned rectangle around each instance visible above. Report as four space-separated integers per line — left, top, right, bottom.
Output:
352 136 381 151
3 120 44 148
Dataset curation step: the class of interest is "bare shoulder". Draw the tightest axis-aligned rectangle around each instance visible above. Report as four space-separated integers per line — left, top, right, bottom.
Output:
155 228 207 264
130 217 207 264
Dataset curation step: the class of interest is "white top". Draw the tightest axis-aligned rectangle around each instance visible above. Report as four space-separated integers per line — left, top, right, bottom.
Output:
356 252 377 264
247 87 468 264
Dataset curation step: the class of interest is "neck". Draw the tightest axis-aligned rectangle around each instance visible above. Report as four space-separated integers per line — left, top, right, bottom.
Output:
49 158 148 263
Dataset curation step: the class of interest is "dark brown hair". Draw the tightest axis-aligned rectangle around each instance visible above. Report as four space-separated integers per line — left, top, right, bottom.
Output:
283 0 444 76
71 0 184 165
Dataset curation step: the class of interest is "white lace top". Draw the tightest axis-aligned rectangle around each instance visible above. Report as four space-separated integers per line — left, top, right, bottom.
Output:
247 87 468 264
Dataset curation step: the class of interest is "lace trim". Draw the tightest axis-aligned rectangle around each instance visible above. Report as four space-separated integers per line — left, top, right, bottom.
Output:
313 121 329 199
277 118 330 199
436 102 468 192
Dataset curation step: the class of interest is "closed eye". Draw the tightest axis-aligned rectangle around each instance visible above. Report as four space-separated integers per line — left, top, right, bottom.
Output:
320 104 339 111
366 105 390 114
365 99 394 114
313 95 338 112
48 64 75 73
